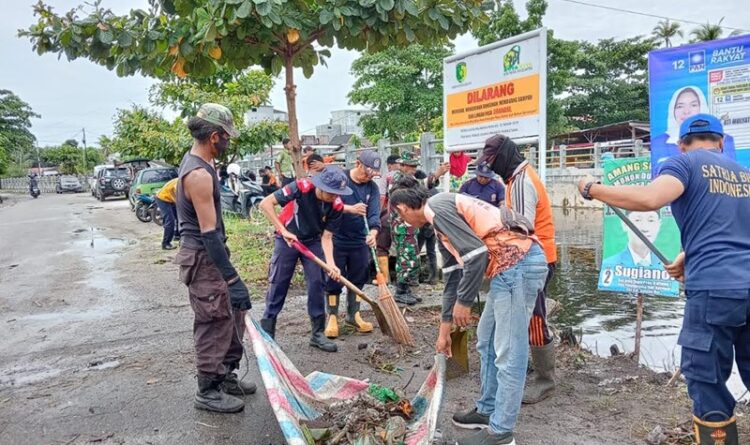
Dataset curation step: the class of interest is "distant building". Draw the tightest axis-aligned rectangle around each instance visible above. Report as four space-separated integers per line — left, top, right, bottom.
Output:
245 106 288 125
315 109 372 140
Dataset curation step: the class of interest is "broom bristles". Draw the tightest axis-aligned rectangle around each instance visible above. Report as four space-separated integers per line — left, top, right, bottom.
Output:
376 274 414 346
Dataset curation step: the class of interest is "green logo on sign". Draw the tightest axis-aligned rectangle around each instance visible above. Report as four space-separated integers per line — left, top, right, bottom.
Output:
456 62 467 83
503 45 521 72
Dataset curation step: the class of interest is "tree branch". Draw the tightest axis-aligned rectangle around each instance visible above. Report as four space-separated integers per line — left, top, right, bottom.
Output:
292 28 326 56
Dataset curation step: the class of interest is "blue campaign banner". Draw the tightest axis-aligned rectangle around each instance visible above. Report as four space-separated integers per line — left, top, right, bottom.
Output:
648 35 750 177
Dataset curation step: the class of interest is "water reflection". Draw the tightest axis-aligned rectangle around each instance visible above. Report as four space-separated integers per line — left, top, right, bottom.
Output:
549 208 746 399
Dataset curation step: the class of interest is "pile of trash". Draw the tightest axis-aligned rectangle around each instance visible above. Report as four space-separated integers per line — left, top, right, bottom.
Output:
300 385 414 445
245 316 446 445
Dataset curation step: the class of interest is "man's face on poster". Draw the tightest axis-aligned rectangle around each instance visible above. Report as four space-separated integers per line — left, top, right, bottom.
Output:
623 211 661 247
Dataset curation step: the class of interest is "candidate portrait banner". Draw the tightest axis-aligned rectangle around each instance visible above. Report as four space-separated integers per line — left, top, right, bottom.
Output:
443 29 547 154
598 157 681 297
648 35 750 177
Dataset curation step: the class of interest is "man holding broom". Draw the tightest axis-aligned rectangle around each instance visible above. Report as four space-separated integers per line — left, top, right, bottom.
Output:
578 114 750 444
258 166 352 353
323 150 382 339
390 176 548 445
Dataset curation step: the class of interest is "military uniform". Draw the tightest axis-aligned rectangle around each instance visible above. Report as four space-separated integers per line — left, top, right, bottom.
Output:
389 151 421 305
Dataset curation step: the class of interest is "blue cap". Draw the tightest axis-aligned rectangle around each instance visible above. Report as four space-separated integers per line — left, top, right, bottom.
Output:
358 150 382 170
680 113 724 139
311 166 353 196
476 162 496 178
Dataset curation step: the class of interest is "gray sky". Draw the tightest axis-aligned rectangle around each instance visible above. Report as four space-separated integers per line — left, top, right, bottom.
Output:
1 0 748 147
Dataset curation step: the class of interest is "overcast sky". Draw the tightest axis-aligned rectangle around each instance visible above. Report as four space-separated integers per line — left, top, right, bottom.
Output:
1 0 748 147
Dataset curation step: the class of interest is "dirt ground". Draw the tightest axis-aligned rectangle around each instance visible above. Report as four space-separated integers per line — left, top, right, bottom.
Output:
0 193 746 445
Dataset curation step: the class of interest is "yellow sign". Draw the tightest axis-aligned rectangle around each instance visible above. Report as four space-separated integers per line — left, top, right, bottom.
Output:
446 74 540 129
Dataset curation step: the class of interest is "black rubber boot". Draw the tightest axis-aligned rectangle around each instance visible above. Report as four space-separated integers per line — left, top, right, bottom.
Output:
222 363 257 396
694 414 739 445
260 318 276 339
405 282 423 303
310 315 337 352
523 342 556 404
194 375 244 413
394 283 417 305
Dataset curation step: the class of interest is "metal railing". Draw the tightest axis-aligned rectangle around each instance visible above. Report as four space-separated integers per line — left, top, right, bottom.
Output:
237 134 650 178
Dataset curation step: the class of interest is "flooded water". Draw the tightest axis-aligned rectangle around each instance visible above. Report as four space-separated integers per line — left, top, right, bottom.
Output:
550 208 748 400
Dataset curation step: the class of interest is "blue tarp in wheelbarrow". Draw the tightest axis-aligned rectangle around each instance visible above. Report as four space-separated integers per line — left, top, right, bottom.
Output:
245 315 446 445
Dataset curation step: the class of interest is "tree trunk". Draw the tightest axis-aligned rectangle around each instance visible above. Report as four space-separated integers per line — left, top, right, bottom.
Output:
283 55 305 178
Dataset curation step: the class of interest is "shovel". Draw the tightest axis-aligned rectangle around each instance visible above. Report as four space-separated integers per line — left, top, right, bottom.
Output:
447 327 469 380
447 293 484 379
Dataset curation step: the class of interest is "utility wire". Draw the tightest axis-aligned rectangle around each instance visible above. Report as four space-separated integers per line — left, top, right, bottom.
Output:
553 0 750 33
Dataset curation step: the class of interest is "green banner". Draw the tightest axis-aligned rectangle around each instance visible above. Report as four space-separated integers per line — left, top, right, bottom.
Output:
598 157 681 297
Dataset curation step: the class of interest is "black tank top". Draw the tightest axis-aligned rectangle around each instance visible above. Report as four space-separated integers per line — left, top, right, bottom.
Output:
176 151 224 250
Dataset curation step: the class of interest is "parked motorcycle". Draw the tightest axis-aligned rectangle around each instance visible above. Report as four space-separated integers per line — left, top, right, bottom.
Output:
28 175 40 199
135 194 163 225
220 163 264 218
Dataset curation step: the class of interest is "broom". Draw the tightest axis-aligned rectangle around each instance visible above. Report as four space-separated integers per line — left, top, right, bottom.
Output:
362 216 414 346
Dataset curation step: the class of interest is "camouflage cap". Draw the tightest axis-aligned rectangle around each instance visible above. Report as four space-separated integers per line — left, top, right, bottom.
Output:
196 103 240 138
397 150 420 166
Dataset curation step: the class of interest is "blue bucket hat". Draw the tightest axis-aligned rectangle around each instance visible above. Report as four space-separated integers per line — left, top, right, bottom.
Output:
476 162 496 178
680 113 724 139
311 166 353 195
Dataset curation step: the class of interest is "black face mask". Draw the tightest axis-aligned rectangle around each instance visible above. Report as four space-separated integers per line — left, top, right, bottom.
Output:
490 138 525 183
214 133 229 157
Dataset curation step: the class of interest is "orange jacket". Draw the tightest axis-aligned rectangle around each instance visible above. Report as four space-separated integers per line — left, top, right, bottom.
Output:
505 164 557 263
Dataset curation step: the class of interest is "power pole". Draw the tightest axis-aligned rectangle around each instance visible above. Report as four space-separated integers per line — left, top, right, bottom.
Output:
82 128 87 173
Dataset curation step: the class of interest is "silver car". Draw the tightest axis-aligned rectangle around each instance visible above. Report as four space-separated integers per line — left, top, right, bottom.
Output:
56 175 83 193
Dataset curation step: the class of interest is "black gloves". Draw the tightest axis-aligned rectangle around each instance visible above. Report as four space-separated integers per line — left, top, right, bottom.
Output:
202 229 251 311
228 278 252 311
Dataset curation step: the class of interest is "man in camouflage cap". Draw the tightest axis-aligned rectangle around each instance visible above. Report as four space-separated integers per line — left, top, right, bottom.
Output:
196 103 241 138
174 103 255 414
389 150 422 305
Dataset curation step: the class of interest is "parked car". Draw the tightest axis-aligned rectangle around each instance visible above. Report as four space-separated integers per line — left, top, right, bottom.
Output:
56 175 83 193
128 166 178 209
94 166 131 201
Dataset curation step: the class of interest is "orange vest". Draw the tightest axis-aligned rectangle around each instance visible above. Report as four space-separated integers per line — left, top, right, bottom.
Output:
425 194 534 278
506 165 557 263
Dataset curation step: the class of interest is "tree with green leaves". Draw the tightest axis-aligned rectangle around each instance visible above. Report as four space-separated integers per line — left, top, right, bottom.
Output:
348 43 452 141
108 69 287 165
0 90 39 175
562 36 656 128
41 141 103 174
652 19 682 48
690 18 726 42
22 0 484 176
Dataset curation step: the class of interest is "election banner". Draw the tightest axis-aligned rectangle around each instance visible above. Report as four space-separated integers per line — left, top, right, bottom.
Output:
598 157 681 297
648 34 750 177
443 28 547 179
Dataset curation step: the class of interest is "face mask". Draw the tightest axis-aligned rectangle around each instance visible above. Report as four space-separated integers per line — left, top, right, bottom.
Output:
214 134 229 156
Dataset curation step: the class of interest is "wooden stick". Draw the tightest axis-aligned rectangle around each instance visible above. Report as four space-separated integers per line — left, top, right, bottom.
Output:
634 293 644 361
667 368 682 386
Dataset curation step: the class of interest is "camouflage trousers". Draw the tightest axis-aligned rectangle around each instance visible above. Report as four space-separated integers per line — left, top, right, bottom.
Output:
390 211 420 285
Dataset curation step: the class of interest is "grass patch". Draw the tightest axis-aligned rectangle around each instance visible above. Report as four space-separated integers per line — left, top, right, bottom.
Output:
223 214 304 291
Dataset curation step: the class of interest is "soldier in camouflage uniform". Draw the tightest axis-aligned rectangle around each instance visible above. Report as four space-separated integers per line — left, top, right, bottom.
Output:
389 151 422 305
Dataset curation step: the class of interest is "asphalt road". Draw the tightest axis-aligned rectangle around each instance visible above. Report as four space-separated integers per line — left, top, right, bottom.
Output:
0 193 286 444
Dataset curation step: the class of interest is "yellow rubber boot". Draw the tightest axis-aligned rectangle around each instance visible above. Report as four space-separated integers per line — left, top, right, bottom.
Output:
377 256 390 284
324 314 339 338
346 294 373 333
347 311 374 333
324 294 339 339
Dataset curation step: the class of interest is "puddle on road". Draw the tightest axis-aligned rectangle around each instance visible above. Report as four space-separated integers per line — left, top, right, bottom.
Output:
0 366 63 388
18 308 112 324
551 208 747 400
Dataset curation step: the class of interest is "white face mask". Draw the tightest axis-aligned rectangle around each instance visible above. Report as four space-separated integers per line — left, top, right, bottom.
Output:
403 221 413 228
